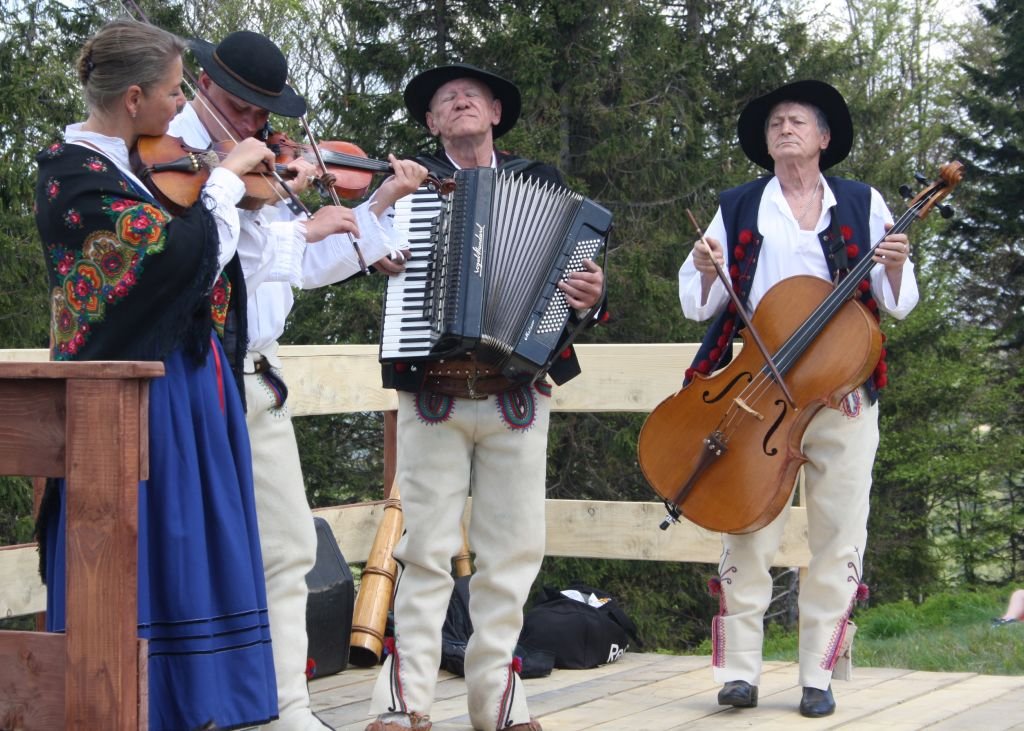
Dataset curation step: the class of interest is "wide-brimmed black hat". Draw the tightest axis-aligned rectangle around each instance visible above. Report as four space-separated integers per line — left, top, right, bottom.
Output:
189 31 306 118
737 80 852 171
403 63 521 139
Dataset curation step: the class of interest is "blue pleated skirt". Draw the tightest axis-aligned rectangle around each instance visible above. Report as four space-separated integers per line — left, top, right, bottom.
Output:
44 339 278 731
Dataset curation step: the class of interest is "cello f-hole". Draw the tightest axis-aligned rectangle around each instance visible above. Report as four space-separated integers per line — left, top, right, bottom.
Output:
703 371 754 404
761 399 789 456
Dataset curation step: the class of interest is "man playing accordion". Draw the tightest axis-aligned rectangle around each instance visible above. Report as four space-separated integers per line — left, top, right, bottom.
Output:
366 63 606 731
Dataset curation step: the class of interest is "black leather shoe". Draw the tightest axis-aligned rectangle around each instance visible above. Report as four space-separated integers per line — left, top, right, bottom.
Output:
718 680 758 708
799 685 836 717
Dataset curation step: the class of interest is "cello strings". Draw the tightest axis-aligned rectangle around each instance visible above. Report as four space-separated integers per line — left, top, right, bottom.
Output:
710 189 937 445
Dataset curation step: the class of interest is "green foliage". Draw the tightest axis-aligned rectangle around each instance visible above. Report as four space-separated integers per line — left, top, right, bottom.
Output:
0 477 35 545
949 0 1024 359
0 0 100 350
866 257 1020 599
293 412 387 506
690 586 1024 675
848 587 1024 675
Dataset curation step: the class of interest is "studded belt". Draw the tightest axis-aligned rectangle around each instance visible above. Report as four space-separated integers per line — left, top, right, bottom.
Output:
423 355 515 399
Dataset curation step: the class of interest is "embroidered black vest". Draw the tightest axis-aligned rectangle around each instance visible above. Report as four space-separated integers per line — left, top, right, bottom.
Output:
686 176 886 403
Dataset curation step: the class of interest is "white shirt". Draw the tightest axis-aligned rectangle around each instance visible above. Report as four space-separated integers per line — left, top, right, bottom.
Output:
168 105 406 360
678 174 919 322
63 123 245 272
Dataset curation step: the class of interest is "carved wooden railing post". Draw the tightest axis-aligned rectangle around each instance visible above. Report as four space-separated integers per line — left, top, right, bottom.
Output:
0 360 162 731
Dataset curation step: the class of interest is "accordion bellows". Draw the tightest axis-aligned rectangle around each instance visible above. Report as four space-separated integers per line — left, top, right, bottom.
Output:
382 168 613 382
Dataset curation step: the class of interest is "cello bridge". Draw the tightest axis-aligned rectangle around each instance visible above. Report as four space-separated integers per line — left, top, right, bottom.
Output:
733 396 764 421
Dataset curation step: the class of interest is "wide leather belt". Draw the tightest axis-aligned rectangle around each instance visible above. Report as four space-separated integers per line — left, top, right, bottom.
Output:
423 355 515 399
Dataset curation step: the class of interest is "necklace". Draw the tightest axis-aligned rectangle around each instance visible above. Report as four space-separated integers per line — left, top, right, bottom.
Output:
791 178 822 223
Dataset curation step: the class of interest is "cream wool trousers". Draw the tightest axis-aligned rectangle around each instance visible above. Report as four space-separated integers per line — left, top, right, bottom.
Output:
713 388 879 691
245 353 326 731
369 388 549 730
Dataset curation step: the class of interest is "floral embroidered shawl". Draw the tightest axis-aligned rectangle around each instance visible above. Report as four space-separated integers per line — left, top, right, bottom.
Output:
35 140 231 364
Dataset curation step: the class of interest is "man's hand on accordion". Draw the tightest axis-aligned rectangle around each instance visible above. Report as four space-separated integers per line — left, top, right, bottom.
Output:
558 258 604 311
373 248 412 276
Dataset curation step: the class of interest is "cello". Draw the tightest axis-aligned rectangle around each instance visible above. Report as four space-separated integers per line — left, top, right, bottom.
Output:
637 161 963 534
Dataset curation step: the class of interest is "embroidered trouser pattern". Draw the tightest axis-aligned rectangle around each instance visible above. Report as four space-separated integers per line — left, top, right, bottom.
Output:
245 348 322 731
714 389 879 691
369 388 549 729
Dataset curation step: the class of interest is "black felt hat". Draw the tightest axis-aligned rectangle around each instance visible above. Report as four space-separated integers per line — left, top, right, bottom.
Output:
403 63 521 139
737 80 852 171
189 31 306 118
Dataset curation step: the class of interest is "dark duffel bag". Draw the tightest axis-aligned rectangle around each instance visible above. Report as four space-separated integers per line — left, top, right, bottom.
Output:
518 584 641 669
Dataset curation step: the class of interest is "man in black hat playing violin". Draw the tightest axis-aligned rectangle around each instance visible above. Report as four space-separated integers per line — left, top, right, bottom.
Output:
365 64 605 731
677 80 919 718
169 30 428 731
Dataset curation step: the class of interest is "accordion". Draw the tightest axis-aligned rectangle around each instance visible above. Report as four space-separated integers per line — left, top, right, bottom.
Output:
381 167 612 381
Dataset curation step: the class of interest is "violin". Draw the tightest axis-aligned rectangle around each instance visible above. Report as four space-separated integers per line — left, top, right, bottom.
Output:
636 161 964 535
267 130 456 199
130 133 298 215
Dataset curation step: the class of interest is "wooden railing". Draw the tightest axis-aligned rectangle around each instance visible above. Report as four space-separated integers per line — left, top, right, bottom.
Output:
0 360 163 731
0 344 810 728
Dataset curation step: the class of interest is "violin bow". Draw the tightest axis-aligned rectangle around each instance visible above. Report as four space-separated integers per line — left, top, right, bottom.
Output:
296 115 370 274
685 209 796 408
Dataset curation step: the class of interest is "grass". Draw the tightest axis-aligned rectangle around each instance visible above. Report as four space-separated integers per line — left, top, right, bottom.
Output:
690 586 1024 676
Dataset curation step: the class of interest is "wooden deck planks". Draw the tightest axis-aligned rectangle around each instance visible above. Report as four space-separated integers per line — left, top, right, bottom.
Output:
308 653 1024 731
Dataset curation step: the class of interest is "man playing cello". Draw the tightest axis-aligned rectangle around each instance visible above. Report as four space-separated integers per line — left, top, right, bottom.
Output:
677 80 918 717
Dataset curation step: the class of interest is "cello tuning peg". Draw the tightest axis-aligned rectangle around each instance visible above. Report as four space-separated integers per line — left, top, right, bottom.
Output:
913 171 929 185
939 204 954 219
898 184 913 199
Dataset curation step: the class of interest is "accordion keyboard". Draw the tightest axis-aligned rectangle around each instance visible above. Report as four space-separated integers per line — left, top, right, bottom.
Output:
380 185 445 360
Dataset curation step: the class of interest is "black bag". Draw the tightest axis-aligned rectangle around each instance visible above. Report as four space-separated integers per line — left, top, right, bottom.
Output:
304 516 355 678
440 575 474 676
440 575 555 679
518 584 641 669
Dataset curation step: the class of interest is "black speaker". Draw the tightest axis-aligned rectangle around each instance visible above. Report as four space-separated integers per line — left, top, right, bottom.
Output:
304 516 355 678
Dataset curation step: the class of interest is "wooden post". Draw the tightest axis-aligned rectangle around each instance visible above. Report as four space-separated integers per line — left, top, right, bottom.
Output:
0 361 162 731
382 410 397 499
